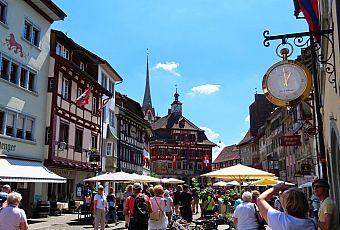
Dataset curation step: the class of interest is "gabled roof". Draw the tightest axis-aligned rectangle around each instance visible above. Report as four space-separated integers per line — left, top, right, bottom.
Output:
151 114 202 131
213 144 240 163
237 130 254 146
52 30 122 82
25 0 66 22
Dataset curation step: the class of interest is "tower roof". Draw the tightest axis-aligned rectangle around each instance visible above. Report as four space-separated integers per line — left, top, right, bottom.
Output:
142 49 154 116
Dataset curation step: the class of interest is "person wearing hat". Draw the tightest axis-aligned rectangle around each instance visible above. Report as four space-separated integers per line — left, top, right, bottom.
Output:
123 183 152 230
93 185 107 230
313 179 339 230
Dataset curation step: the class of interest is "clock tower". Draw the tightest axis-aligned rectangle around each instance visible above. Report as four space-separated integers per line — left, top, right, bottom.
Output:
171 89 183 115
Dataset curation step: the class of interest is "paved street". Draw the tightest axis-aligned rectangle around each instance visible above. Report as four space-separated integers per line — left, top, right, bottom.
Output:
27 212 236 230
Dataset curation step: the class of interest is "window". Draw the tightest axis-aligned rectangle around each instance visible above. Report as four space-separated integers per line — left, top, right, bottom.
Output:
26 118 33 140
101 73 107 88
63 48 69 60
109 80 114 94
1 57 9 79
92 97 98 113
0 1 7 24
0 109 35 140
32 27 40 46
16 116 24 138
28 72 35 91
56 43 62 55
0 55 37 92
106 142 112 156
197 162 202 170
48 78 54 92
77 87 83 98
56 43 69 60
6 113 14 136
20 68 27 88
168 163 172 169
80 62 85 71
10 62 18 84
23 20 40 47
23 20 31 41
91 135 98 149
177 162 181 169
59 123 69 149
75 129 83 152
109 110 115 127
61 78 69 99
45 127 50 145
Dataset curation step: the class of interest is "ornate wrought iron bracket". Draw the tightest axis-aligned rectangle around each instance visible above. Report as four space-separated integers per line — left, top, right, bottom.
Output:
263 29 336 93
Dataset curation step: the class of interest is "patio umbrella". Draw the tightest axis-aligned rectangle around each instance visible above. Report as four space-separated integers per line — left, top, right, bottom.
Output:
160 178 185 184
131 174 160 183
83 171 137 182
225 180 240 186
201 164 275 181
251 178 295 186
213 181 228 187
299 181 313 188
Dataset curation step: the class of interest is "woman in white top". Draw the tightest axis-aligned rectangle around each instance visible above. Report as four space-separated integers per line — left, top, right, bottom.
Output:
149 185 168 230
232 191 260 230
93 185 108 230
257 183 317 230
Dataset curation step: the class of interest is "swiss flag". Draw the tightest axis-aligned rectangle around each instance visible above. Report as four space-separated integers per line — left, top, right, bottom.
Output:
76 87 91 107
172 154 177 168
202 155 210 168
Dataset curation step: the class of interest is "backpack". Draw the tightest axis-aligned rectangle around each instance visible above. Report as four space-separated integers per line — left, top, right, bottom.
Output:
133 194 149 223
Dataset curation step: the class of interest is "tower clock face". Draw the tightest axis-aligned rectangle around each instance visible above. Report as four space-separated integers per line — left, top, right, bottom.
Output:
262 60 312 107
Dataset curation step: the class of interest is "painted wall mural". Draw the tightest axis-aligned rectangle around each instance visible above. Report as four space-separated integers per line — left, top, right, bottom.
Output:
4 33 28 59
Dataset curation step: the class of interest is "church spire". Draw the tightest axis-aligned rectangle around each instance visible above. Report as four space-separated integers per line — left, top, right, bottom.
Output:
142 49 155 122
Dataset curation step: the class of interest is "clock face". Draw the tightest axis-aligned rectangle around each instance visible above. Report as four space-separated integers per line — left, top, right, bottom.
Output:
263 60 312 106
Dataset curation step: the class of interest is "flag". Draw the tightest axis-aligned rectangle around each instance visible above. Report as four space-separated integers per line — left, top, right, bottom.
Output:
186 143 190 166
202 155 210 169
298 0 320 41
76 87 91 107
96 98 110 115
172 154 177 168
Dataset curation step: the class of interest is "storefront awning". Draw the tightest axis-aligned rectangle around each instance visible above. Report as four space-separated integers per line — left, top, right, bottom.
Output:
0 158 66 183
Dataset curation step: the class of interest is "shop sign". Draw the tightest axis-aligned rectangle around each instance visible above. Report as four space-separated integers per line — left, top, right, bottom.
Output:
89 154 100 162
301 163 311 175
0 141 16 152
307 126 318 136
281 135 301 146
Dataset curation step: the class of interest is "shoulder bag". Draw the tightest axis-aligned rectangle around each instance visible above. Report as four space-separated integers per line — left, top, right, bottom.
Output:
150 197 164 222
253 204 266 230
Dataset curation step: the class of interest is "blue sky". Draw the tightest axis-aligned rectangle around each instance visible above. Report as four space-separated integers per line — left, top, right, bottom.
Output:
52 0 308 160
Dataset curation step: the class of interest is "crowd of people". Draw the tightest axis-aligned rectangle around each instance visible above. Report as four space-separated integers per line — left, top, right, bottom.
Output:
0 178 339 230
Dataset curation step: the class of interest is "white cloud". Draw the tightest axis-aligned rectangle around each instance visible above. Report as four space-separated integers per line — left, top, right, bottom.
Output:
245 115 250 123
200 127 219 141
212 141 227 162
200 126 227 161
154 62 180 77
189 84 220 95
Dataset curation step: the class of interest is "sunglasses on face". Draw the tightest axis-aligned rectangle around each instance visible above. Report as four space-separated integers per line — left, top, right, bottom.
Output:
313 185 327 189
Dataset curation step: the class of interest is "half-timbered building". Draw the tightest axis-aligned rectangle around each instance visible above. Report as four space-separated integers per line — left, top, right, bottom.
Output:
44 30 118 201
115 92 152 174
150 91 215 185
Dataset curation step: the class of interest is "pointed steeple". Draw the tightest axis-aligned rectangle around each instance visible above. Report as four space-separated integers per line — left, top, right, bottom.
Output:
142 49 155 122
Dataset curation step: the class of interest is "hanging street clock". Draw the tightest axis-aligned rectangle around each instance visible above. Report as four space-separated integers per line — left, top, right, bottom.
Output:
262 48 313 107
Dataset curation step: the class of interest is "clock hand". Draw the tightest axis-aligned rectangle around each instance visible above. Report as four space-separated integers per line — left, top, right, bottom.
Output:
283 67 288 87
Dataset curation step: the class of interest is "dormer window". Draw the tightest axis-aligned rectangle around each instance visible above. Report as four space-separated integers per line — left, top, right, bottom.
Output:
80 62 85 71
56 43 69 60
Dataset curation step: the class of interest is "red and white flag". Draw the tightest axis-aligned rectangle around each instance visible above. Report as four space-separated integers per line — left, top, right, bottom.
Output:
96 98 110 115
202 155 210 169
172 154 177 168
76 87 91 107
